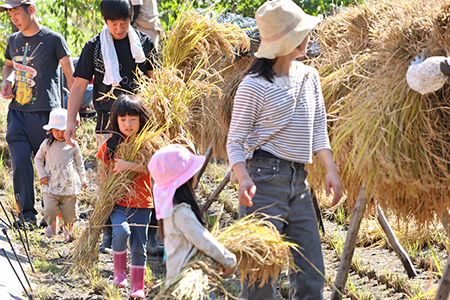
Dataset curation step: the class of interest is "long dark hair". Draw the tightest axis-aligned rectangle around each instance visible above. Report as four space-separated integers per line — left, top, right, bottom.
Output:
106 94 152 159
245 57 278 83
100 0 133 21
159 177 205 239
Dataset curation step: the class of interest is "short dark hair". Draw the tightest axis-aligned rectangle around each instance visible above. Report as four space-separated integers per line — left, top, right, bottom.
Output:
100 0 133 21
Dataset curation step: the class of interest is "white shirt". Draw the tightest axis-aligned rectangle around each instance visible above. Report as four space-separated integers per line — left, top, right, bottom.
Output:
163 203 237 286
34 139 86 195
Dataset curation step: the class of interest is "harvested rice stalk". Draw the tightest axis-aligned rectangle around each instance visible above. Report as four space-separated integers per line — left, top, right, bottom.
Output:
71 122 169 270
156 212 298 299
136 6 250 155
307 0 450 225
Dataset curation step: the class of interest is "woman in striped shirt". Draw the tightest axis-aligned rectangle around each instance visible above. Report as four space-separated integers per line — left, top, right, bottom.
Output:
226 1 342 299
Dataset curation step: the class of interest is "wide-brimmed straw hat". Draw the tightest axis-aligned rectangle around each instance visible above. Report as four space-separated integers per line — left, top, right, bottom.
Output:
43 108 68 131
148 144 205 220
0 0 35 12
254 0 322 59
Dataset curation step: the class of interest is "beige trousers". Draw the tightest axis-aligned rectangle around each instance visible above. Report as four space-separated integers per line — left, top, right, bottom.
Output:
43 193 77 225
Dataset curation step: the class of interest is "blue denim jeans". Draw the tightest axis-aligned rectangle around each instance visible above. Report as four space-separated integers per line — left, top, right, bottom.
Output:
238 157 325 300
110 205 151 266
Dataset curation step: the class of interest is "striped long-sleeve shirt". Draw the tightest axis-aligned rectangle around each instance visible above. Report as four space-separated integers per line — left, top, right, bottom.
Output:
226 61 331 169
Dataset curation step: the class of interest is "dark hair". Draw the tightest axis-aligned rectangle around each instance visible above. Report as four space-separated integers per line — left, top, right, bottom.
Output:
106 94 152 158
159 177 205 239
100 0 133 21
21 4 31 13
45 130 57 146
245 57 278 83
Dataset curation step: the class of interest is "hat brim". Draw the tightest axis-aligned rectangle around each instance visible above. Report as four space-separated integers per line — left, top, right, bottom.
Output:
43 124 67 131
255 14 322 59
0 3 21 12
151 155 206 220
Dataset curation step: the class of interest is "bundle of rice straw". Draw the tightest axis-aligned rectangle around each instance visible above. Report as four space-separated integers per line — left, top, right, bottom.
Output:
307 0 450 225
156 212 298 299
71 121 169 270
137 7 250 157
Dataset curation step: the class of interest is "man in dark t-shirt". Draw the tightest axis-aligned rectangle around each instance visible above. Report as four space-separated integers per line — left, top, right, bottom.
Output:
1 0 75 228
65 0 157 149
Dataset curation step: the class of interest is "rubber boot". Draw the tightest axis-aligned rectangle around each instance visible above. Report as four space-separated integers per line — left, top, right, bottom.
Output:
99 222 112 254
130 265 145 299
113 250 128 288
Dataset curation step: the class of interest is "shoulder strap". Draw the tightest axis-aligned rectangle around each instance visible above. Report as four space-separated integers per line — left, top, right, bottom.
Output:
249 72 310 153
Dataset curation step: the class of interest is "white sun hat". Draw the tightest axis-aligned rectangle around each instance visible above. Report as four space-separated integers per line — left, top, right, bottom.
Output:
254 0 323 59
43 108 68 131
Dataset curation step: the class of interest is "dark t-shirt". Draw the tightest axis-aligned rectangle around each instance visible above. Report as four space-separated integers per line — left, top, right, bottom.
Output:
4 27 71 111
74 30 156 123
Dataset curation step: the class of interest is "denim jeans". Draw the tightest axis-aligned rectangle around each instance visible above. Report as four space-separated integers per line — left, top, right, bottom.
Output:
110 205 151 266
238 157 325 300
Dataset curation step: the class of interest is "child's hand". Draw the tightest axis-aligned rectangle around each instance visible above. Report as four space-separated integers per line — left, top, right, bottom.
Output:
113 158 131 175
82 182 88 189
40 177 49 186
218 264 236 276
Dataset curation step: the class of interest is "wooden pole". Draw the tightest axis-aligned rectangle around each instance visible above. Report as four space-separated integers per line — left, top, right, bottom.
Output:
376 205 417 278
331 186 368 300
435 212 450 300
201 171 231 215
435 254 450 300
196 141 213 181
310 187 325 234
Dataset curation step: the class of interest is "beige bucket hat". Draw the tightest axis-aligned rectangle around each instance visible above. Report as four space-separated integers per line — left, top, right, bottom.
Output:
254 0 322 59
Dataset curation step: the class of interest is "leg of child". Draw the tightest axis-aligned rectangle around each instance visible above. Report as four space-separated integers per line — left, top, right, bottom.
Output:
42 192 60 238
60 195 77 242
128 207 151 299
110 206 131 288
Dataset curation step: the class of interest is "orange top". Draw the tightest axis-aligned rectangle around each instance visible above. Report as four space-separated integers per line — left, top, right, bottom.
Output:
96 141 153 209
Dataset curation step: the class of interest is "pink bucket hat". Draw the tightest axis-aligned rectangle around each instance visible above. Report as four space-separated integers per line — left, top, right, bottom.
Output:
148 144 205 220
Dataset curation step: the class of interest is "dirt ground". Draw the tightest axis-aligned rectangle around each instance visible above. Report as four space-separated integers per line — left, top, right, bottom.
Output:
0 152 448 299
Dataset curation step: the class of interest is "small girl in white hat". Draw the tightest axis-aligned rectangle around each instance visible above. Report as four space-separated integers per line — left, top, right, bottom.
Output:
148 144 237 291
34 108 88 242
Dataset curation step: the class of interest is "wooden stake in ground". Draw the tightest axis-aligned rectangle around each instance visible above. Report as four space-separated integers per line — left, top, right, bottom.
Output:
331 186 367 300
435 254 450 300
376 205 417 278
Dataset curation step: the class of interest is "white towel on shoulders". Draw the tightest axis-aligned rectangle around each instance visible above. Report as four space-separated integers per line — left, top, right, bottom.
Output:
100 24 146 86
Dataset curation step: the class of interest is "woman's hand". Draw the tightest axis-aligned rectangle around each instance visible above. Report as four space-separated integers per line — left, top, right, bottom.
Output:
233 162 256 207
238 179 256 207
325 170 342 206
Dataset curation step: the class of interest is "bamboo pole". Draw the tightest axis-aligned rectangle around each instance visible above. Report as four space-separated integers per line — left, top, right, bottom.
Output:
196 141 213 181
331 186 367 300
310 187 325 234
376 205 417 278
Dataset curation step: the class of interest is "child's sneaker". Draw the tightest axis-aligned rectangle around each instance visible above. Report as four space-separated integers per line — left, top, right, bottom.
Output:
45 217 59 238
63 223 73 243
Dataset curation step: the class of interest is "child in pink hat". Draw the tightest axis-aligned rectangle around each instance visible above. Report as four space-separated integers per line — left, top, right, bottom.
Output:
148 144 237 290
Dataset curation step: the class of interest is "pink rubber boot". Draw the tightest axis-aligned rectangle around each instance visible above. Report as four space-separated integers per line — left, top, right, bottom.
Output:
63 223 73 242
130 265 145 298
113 250 128 288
